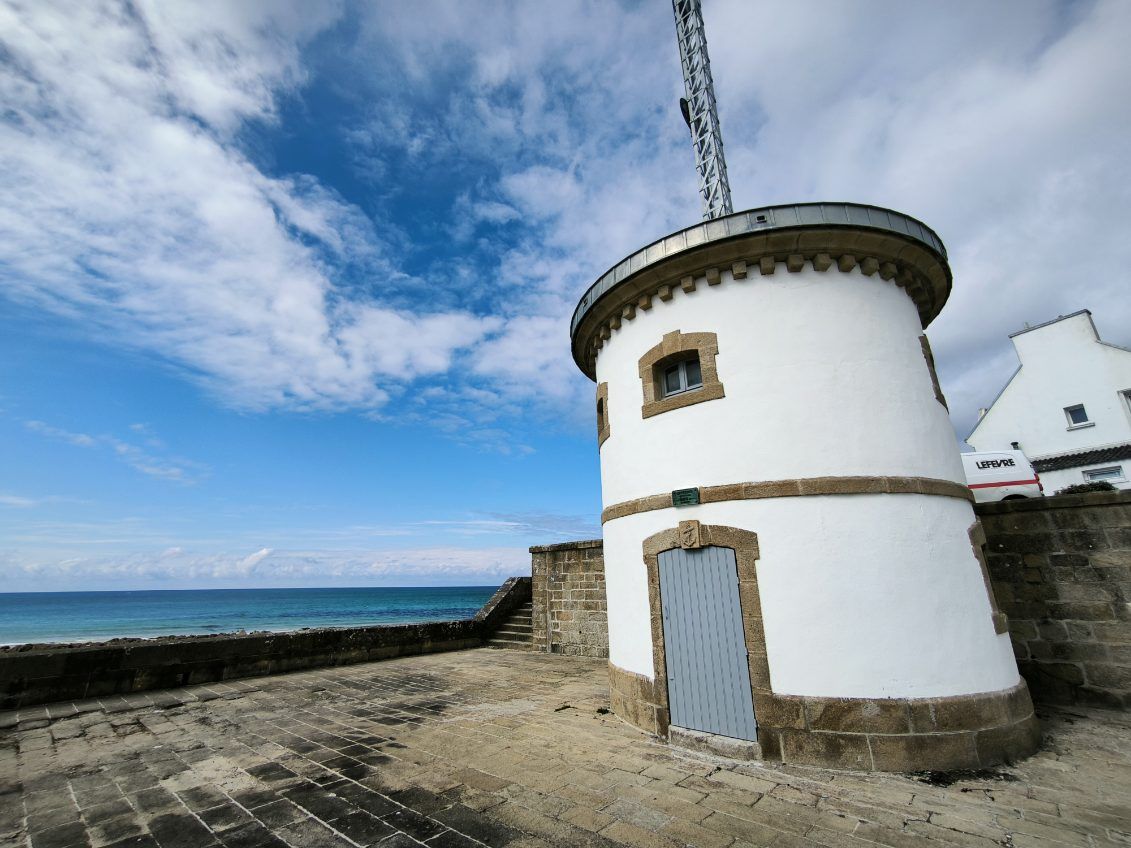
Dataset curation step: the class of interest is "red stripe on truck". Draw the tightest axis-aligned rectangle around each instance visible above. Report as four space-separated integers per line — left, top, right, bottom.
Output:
968 479 1040 489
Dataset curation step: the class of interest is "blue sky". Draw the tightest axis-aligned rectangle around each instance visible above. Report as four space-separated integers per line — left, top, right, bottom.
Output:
2 0 1129 590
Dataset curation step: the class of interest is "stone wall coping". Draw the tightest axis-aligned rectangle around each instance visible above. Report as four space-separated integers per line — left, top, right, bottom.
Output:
473 575 531 626
0 619 475 659
975 490 1131 515
529 539 604 553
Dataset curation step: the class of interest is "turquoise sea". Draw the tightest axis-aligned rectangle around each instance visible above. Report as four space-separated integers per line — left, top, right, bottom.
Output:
0 586 498 646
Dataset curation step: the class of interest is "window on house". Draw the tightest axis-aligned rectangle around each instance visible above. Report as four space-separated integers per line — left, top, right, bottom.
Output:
661 355 703 398
1065 405 1090 427
1084 466 1125 482
1122 390 1131 414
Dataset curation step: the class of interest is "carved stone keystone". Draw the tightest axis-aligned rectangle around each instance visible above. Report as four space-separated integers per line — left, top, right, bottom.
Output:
678 519 702 549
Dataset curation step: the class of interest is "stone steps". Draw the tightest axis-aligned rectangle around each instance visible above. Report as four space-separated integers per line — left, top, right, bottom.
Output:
487 602 533 651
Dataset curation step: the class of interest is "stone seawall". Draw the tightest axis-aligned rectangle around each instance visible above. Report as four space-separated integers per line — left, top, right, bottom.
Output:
0 621 482 710
530 540 609 657
979 490 1131 709
0 578 534 710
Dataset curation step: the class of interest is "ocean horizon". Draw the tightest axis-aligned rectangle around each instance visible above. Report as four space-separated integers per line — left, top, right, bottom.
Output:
0 585 499 646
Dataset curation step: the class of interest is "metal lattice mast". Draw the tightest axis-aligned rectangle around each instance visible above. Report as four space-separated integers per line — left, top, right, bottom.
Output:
673 0 733 220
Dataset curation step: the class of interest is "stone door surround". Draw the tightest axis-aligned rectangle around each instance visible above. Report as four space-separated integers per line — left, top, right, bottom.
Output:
641 522 770 743
607 520 1042 771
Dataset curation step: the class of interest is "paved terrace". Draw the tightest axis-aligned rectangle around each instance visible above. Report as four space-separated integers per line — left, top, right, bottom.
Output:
1 650 1129 848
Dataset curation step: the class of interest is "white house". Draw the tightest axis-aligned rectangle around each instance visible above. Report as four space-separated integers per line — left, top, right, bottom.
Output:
967 310 1131 492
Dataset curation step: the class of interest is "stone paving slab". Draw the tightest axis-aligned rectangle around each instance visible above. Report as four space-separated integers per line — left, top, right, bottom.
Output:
1 649 1129 848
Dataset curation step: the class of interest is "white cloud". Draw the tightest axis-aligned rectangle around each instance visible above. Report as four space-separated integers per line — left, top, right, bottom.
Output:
3 0 1129 445
348 0 1131 440
0 545 529 591
131 0 343 134
238 547 273 572
706 0 1131 436
0 0 497 414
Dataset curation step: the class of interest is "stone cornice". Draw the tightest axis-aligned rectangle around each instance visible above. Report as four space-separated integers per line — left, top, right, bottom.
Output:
601 475 973 523
571 205 952 381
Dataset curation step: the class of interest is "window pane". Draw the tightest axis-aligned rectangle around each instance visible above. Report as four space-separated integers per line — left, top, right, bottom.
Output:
1084 466 1123 481
684 358 702 388
1067 405 1089 424
664 366 682 395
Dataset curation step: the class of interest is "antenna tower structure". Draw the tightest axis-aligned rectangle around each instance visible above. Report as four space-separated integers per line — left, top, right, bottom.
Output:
673 0 733 220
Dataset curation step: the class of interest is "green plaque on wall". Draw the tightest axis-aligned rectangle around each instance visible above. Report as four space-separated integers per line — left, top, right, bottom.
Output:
671 487 700 507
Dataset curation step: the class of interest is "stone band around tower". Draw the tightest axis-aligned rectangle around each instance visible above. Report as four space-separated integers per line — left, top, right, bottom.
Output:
601 475 973 523
570 203 951 379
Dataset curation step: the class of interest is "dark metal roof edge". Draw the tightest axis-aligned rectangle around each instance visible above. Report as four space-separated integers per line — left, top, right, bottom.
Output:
1007 309 1093 339
1098 340 1131 355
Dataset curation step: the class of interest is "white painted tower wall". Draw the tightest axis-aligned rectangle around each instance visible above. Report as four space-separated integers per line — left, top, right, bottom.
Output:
597 264 1019 699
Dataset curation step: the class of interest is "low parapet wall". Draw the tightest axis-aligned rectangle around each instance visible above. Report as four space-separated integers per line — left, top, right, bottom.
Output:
978 490 1131 709
0 578 533 710
530 540 608 657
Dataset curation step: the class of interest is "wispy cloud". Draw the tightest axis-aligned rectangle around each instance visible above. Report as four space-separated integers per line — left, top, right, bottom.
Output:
0 494 39 508
24 421 97 448
24 419 207 483
419 511 599 540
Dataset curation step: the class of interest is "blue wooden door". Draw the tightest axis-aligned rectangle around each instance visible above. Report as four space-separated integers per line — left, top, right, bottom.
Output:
658 545 758 741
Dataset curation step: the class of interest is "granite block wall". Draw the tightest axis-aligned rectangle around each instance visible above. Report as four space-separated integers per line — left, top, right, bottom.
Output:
529 540 609 657
977 490 1131 709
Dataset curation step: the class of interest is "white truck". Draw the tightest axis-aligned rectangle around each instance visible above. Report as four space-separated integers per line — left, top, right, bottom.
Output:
961 450 1044 503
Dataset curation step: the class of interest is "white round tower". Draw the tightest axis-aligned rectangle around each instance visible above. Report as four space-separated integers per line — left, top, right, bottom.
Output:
574 203 1039 771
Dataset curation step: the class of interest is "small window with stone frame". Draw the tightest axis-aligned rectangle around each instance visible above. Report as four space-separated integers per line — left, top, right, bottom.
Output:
638 330 725 419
